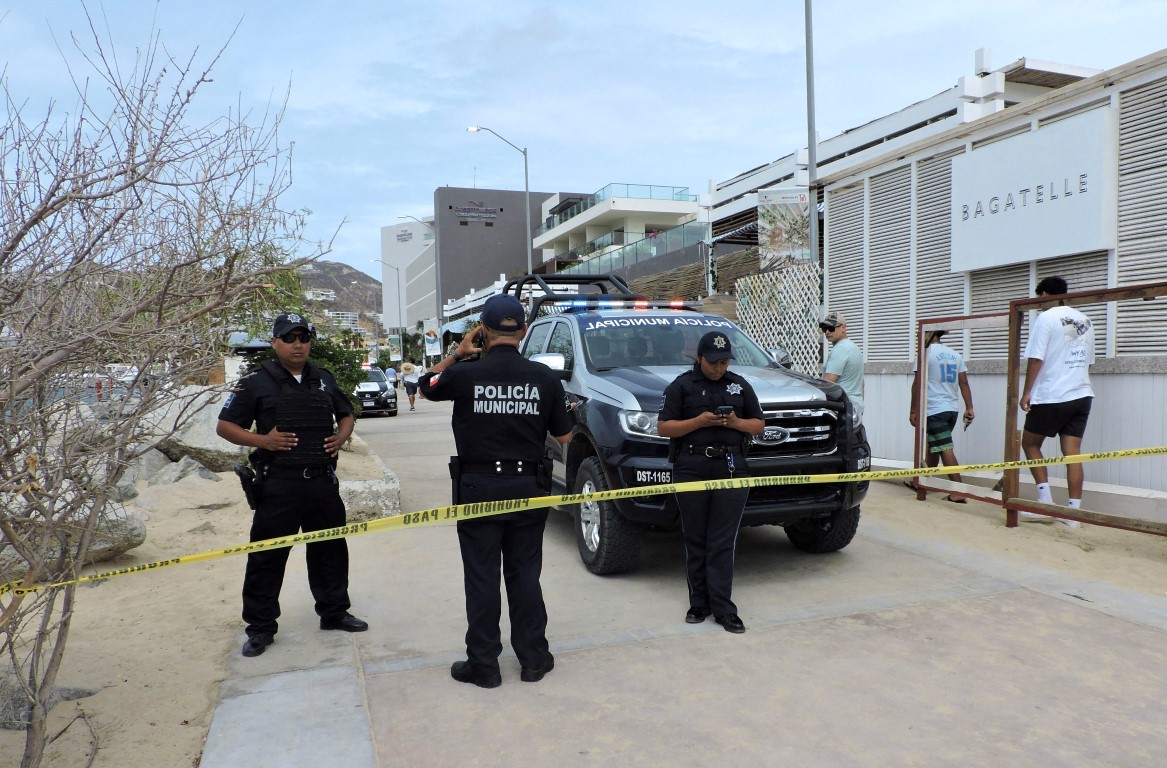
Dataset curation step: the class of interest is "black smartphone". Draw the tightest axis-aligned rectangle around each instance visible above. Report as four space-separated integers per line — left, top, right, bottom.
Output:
716 405 734 415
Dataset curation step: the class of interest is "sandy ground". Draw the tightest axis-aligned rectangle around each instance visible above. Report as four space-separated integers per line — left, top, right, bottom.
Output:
2 471 1166 767
0 448 384 768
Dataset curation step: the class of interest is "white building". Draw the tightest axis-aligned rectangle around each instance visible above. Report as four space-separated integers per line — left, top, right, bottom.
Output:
712 48 1167 510
323 310 362 332
304 288 336 302
379 218 434 330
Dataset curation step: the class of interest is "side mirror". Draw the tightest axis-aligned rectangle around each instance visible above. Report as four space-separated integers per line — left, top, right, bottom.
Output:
768 347 794 369
530 352 570 379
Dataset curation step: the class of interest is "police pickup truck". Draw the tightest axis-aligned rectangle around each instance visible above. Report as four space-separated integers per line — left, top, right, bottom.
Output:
511 274 871 575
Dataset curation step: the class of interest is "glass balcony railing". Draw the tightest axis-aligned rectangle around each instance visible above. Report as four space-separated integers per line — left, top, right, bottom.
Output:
560 230 628 261
534 183 698 237
558 221 707 276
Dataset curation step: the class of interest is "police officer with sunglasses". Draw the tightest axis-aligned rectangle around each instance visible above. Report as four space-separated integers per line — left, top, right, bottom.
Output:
217 312 368 658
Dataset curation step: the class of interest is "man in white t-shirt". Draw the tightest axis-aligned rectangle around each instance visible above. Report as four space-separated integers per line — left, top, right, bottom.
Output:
1020 276 1095 519
909 330 975 502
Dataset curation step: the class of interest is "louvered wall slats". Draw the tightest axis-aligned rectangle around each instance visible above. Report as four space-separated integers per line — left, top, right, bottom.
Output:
1118 77 1167 174
969 264 1029 358
915 150 966 350
825 185 865 349
1117 75 1167 354
867 167 912 360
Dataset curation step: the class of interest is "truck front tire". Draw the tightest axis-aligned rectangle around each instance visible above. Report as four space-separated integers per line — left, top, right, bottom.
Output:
784 505 861 554
573 456 642 575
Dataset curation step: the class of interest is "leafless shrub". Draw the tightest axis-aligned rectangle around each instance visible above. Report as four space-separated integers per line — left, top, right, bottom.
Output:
1 11 326 766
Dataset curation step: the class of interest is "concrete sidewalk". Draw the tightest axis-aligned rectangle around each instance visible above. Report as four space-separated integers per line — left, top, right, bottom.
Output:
201 402 1167 767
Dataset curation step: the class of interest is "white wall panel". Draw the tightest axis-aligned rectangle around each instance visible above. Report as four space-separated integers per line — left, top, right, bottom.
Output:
866 372 1167 496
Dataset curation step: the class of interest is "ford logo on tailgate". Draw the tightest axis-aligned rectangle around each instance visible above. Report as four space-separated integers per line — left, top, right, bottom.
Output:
754 426 790 446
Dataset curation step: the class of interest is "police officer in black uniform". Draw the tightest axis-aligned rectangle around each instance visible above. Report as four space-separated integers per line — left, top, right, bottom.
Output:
217 312 368 658
658 330 764 634
419 294 572 688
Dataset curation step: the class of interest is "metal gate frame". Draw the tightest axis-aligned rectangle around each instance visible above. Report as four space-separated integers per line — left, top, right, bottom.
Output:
1001 279 1167 529
910 311 1009 505
912 278 1167 535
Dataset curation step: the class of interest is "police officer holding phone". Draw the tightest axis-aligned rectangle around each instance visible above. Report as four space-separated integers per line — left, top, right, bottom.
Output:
419 294 572 688
217 312 368 658
658 331 764 634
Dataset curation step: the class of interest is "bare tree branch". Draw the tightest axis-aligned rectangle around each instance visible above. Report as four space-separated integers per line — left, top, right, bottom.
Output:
1 8 328 766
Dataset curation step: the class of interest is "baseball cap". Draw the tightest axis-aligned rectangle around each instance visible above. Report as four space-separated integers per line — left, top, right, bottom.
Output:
696 331 734 362
272 312 315 338
480 294 526 331
820 310 846 331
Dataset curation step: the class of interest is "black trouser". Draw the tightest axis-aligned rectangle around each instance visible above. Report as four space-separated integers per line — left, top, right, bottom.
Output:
673 454 749 617
456 473 551 675
242 476 351 637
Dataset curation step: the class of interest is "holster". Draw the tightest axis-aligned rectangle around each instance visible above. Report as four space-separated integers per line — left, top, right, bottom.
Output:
448 456 461 505
233 464 261 510
536 457 553 493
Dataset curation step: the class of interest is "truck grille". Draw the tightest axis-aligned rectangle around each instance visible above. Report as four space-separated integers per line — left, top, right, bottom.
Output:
749 408 838 458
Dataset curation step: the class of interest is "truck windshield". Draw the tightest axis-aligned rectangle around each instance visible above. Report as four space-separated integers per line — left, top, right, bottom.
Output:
579 316 774 370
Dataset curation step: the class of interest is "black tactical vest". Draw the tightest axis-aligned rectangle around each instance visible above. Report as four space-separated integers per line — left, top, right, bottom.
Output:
261 361 335 468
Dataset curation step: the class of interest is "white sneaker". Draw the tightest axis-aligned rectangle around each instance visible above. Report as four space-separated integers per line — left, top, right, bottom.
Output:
1019 511 1053 522
1058 518 1082 528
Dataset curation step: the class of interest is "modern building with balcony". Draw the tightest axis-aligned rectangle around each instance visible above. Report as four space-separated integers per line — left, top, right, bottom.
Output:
323 310 362 332
533 183 702 277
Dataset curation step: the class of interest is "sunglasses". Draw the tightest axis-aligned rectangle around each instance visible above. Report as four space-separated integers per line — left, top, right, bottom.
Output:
819 324 837 333
279 331 313 344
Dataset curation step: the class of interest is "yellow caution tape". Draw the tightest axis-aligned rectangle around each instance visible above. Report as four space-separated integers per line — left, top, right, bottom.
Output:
4 444 1166 596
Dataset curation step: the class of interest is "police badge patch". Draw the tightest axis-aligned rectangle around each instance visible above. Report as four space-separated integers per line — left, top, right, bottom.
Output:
726 383 742 395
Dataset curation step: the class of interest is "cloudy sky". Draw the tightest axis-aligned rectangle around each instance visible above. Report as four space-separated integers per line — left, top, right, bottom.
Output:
4 1 1166 280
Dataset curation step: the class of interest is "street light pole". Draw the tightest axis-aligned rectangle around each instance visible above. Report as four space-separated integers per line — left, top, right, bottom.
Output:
804 0 820 280
370 258 402 332
467 126 532 277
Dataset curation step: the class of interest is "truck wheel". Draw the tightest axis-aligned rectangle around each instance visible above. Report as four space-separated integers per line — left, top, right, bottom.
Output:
784 505 861 554
573 456 642 575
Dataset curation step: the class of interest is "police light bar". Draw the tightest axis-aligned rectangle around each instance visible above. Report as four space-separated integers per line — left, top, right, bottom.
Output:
564 298 690 311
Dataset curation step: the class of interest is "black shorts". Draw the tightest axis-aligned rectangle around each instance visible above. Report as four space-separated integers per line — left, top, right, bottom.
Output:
404 382 418 396
1024 396 1092 438
925 411 957 454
